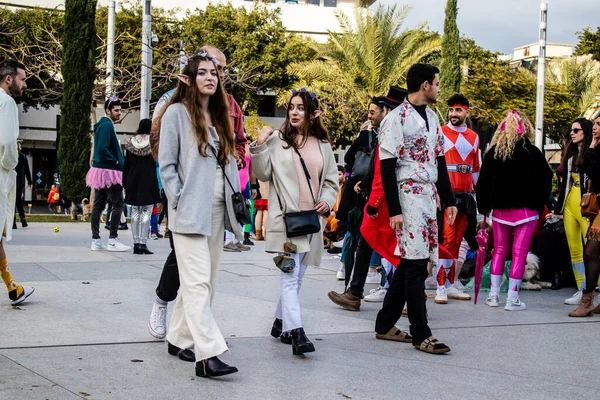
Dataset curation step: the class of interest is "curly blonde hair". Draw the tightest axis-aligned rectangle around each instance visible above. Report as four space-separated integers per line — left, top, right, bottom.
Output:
489 110 535 161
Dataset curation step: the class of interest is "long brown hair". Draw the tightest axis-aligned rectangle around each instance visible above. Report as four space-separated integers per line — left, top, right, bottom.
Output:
153 54 236 165
558 118 593 174
279 91 330 149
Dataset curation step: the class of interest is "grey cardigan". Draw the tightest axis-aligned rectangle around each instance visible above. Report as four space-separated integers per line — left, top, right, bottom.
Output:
158 103 242 238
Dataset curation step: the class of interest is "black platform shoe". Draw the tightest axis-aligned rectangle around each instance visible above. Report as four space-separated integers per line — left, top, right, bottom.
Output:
133 244 141 254
271 318 282 338
21 220 28 228
139 244 154 254
280 331 292 345
167 342 195 362
291 328 315 355
195 357 238 378
243 232 254 246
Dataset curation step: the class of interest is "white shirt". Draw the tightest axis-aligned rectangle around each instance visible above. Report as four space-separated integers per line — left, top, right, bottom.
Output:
0 88 19 171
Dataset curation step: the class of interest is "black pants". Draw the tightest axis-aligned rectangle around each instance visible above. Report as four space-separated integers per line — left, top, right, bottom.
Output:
14 186 25 221
155 191 180 302
375 258 432 344
91 185 123 239
348 236 374 296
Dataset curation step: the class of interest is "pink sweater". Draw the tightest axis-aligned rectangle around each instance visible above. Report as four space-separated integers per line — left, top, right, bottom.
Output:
293 136 323 211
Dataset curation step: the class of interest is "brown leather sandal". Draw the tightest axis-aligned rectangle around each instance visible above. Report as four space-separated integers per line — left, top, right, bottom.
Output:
414 336 451 354
376 327 413 343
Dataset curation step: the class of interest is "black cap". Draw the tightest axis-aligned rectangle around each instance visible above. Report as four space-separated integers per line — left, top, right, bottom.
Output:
382 86 407 110
371 96 386 110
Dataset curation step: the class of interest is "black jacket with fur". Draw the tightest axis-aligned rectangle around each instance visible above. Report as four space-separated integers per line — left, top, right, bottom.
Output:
123 137 161 206
476 138 552 215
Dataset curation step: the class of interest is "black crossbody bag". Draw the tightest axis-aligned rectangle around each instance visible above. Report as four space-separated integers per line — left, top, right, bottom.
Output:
213 149 252 226
277 147 321 237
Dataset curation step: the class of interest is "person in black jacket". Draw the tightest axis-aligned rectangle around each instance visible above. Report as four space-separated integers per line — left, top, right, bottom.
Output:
13 143 32 228
476 110 552 311
123 119 161 255
569 110 600 317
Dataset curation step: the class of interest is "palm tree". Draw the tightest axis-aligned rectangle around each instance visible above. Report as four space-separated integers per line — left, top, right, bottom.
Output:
283 4 441 142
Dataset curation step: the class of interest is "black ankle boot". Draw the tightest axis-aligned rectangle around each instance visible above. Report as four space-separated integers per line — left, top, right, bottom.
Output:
133 244 141 254
271 318 282 338
167 342 195 362
140 244 154 254
243 232 254 246
280 331 292 345
291 327 315 355
21 220 27 228
552 272 561 290
195 356 238 377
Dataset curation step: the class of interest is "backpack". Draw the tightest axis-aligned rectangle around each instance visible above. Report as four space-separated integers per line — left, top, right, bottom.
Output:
53 192 60 202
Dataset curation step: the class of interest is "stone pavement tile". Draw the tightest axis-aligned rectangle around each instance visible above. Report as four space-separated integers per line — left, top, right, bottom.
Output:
5 263 61 282
0 354 80 399
2 324 597 400
0 279 374 348
38 261 162 281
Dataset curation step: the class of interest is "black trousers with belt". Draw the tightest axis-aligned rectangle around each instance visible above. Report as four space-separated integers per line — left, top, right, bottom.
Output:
375 258 432 345
155 190 180 302
14 185 26 222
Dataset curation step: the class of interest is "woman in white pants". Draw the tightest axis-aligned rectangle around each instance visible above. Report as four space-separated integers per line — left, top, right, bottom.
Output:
156 51 242 377
250 89 338 356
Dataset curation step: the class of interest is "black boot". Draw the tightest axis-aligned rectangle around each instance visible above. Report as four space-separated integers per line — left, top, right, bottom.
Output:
21 220 27 228
167 342 195 362
291 327 315 355
243 232 254 246
118 223 128 230
133 244 142 254
140 244 154 255
271 318 282 338
195 356 238 377
552 272 561 290
280 331 292 345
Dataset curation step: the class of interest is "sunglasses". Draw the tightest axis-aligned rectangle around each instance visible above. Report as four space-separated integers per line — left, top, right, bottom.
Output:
570 128 582 133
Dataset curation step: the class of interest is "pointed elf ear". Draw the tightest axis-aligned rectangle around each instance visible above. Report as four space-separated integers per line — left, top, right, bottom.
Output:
177 74 190 86
312 110 322 119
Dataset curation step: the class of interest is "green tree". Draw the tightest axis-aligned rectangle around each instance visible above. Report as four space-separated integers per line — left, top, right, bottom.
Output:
286 4 441 143
575 26 600 61
439 0 460 100
59 0 97 207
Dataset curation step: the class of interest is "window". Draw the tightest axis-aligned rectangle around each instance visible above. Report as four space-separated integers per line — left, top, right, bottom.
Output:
305 0 320 5
324 0 337 7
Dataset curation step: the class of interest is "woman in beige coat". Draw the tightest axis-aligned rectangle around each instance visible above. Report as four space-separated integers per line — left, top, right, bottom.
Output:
250 89 338 356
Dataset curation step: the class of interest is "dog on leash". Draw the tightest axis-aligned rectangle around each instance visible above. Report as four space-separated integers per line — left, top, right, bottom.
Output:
521 253 553 291
81 198 92 221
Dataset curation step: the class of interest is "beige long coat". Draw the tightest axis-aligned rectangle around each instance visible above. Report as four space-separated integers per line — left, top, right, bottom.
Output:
250 131 339 267
0 88 19 242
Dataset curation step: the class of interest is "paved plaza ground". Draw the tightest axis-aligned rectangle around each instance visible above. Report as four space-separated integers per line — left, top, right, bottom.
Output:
1 222 598 399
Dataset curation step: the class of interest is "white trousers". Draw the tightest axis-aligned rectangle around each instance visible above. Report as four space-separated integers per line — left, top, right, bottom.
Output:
167 167 227 361
274 252 308 332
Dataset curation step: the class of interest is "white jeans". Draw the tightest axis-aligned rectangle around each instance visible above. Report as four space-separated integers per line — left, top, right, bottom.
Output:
167 167 228 361
274 252 308 332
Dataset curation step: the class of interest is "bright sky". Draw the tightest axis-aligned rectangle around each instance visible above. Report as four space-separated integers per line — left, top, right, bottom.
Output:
381 0 598 54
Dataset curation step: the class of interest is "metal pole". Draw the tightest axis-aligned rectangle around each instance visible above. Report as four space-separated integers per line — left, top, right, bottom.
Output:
106 0 116 99
140 0 152 119
534 0 548 150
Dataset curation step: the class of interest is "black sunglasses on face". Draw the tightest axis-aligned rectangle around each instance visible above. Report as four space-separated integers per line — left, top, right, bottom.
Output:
571 128 582 133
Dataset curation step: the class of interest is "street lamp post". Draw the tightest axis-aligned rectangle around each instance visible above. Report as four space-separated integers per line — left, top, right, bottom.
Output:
534 0 548 150
106 0 116 98
140 0 152 119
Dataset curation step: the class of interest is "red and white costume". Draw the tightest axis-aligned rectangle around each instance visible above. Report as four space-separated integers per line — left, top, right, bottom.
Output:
437 122 480 288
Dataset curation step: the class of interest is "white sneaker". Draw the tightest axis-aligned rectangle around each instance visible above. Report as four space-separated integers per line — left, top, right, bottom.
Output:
148 301 168 339
364 287 387 302
505 297 527 311
11 285 35 306
107 238 131 252
434 286 448 304
366 271 380 284
336 267 345 280
333 239 344 248
453 280 467 292
447 285 471 300
91 239 106 251
564 291 582 305
485 294 499 307
425 276 437 290
150 233 159 240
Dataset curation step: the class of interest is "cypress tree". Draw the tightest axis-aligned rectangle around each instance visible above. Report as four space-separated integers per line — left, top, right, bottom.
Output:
440 0 461 98
59 0 97 214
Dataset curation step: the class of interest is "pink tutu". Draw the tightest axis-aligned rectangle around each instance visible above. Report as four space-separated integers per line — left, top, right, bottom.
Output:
86 167 123 189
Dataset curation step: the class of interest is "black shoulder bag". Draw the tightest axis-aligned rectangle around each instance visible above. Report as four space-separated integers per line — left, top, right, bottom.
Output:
213 149 252 225
350 131 372 179
277 147 322 237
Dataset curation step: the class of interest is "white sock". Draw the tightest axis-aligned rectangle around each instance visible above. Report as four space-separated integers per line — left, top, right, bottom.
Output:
507 278 522 302
490 274 502 297
156 298 167 306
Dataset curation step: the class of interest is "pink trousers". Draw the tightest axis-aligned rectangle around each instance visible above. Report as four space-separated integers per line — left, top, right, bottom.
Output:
490 218 537 280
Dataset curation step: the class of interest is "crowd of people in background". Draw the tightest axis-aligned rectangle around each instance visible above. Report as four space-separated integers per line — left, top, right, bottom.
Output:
3 47 600 380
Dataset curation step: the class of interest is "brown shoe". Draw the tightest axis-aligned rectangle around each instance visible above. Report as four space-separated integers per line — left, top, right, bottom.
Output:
235 242 251 251
376 327 412 343
255 231 264 241
414 336 451 354
223 242 241 252
569 292 596 317
327 291 360 311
